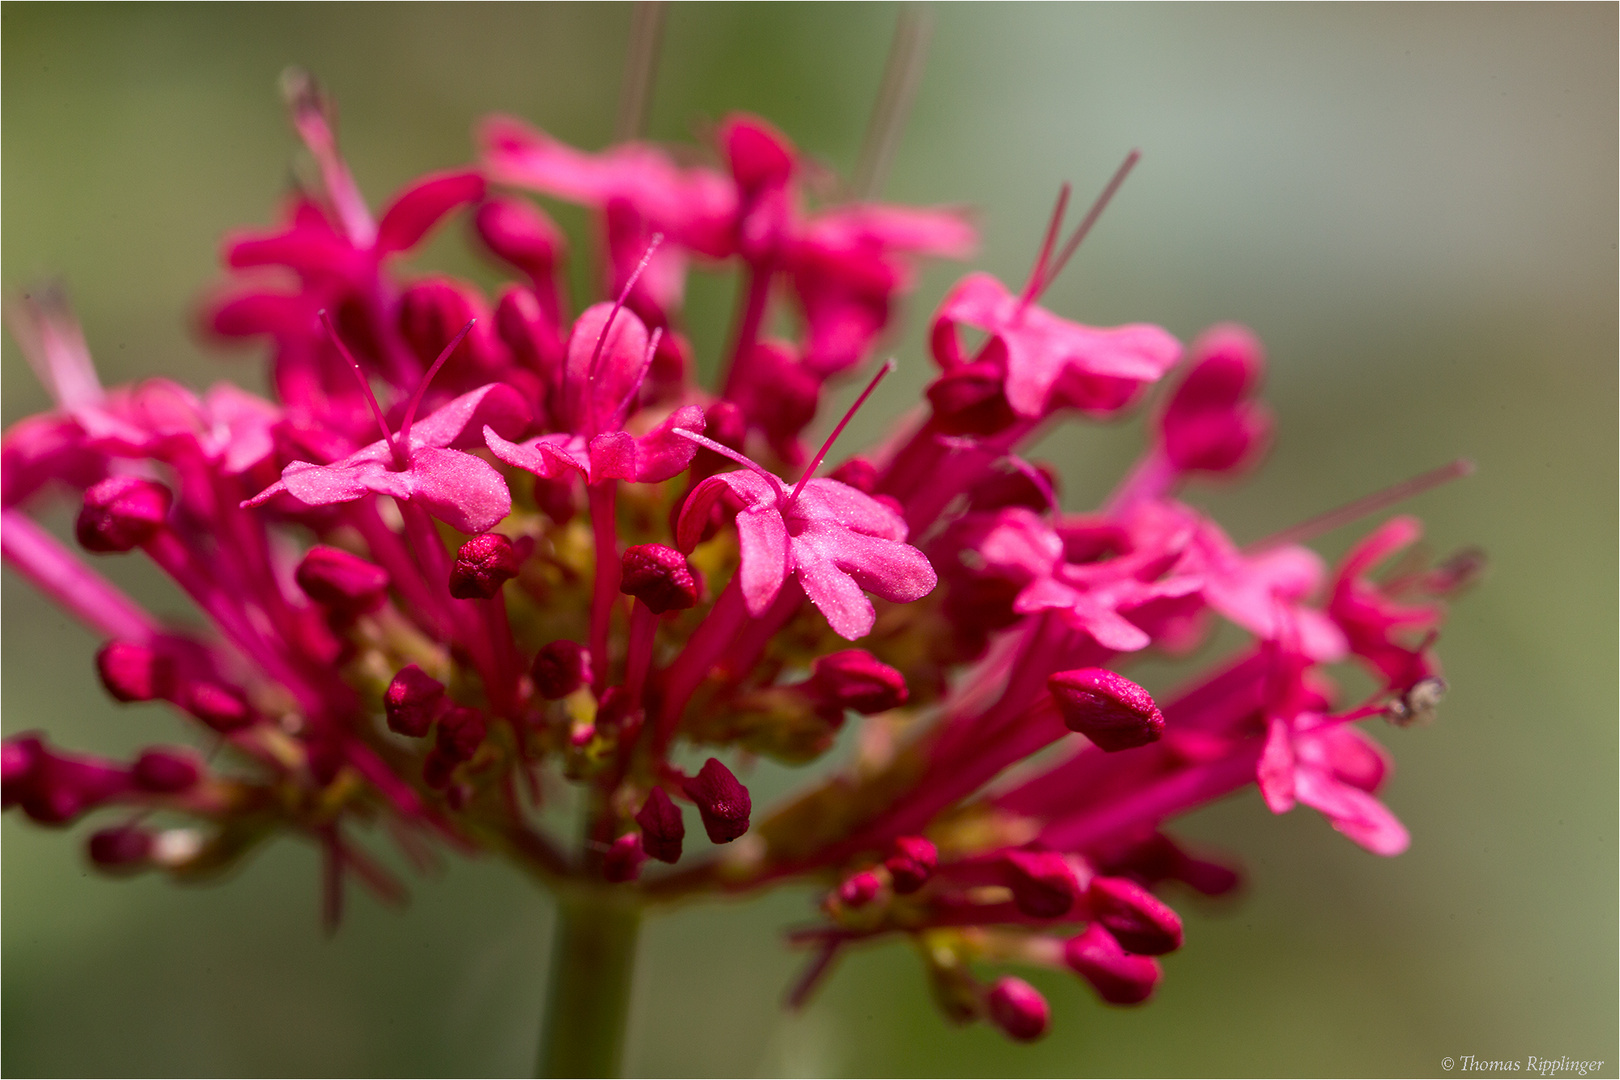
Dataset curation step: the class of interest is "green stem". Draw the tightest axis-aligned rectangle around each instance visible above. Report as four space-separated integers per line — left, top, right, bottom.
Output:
537 889 643 1078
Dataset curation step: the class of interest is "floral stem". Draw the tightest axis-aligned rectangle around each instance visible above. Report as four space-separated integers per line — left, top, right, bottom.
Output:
537 889 642 1079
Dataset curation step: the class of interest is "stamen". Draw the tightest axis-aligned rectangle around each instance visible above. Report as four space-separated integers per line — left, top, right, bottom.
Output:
1020 184 1071 304
586 233 665 389
397 320 475 448
851 4 934 200
672 429 787 498
319 310 397 454
614 1 668 142
788 359 896 506
609 325 664 422
1246 459 1475 553
1035 150 1141 301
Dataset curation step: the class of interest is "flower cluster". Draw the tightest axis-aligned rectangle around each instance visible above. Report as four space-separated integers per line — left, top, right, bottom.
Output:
0 74 1474 1042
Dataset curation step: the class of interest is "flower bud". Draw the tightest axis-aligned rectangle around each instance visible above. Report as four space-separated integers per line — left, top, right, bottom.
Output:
449 532 521 599
721 114 796 193
828 457 878 493
295 545 390 612
620 544 699 614
1160 324 1270 474
397 277 489 371
495 285 564 374
88 825 154 870
986 976 1050 1042
884 835 938 894
184 682 253 733
603 832 646 884
435 705 487 764
384 664 446 737
132 749 201 793
838 870 882 908
1048 668 1165 752
95 641 176 703
681 757 751 844
475 196 565 280
75 476 171 553
809 650 908 716
1063 923 1162 1005
1087 876 1183 955
1004 849 1080 919
635 787 685 864
531 640 590 700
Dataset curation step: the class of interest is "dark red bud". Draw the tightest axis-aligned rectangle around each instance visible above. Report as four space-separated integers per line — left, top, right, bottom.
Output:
533 475 575 525
132 749 201 793
531 640 590 700
95 641 176 703
620 544 699 614
475 196 564 279
1064 923 1162 1005
295 545 390 611
384 664 446 737
435 705 487 764
1087 876 1184 955
838 870 882 908
828 458 878 493
184 683 253 733
884 835 938 894
1004 850 1080 919
681 758 751 844
422 749 456 790
397 277 487 370
88 825 154 870
1048 669 1165 752
603 832 646 884
76 476 171 552
635 787 685 864
986 977 1050 1042
449 533 522 599
810 650 908 715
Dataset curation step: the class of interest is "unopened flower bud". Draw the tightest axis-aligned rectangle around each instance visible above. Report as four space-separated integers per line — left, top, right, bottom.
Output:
681 758 751 844
397 277 487 370
95 641 176 703
384 664 446 737
809 650 908 716
603 832 646 883
1063 923 1162 1005
927 363 1016 436
635 787 685 864
295 545 390 612
88 825 153 870
884 835 938 894
986 976 1050 1042
1004 849 1080 919
620 544 699 614
1048 668 1165 752
435 705 487 764
184 682 253 733
1160 323 1270 474
475 197 564 280
828 457 878 493
132 749 201 793
531 640 590 700
721 114 796 192
838 870 882 908
449 533 521 599
76 476 171 553
1087 876 1183 955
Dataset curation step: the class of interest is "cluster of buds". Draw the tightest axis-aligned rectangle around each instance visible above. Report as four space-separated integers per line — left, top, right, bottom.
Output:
0 72 1475 1041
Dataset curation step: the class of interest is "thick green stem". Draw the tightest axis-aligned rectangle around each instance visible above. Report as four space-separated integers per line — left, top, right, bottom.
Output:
537 889 642 1078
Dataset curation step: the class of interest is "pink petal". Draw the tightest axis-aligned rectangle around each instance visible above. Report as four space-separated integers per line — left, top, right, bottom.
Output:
792 478 908 541
408 383 531 450
1256 716 1296 814
735 505 790 616
374 170 486 256
1294 766 1410 856
404 446 512 534
484 428 585 480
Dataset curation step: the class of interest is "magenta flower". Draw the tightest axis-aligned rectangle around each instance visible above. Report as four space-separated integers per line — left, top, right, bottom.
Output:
0 51 1476 1075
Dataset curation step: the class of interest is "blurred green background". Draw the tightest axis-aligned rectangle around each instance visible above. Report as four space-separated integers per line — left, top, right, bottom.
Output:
3 3 1615 1076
